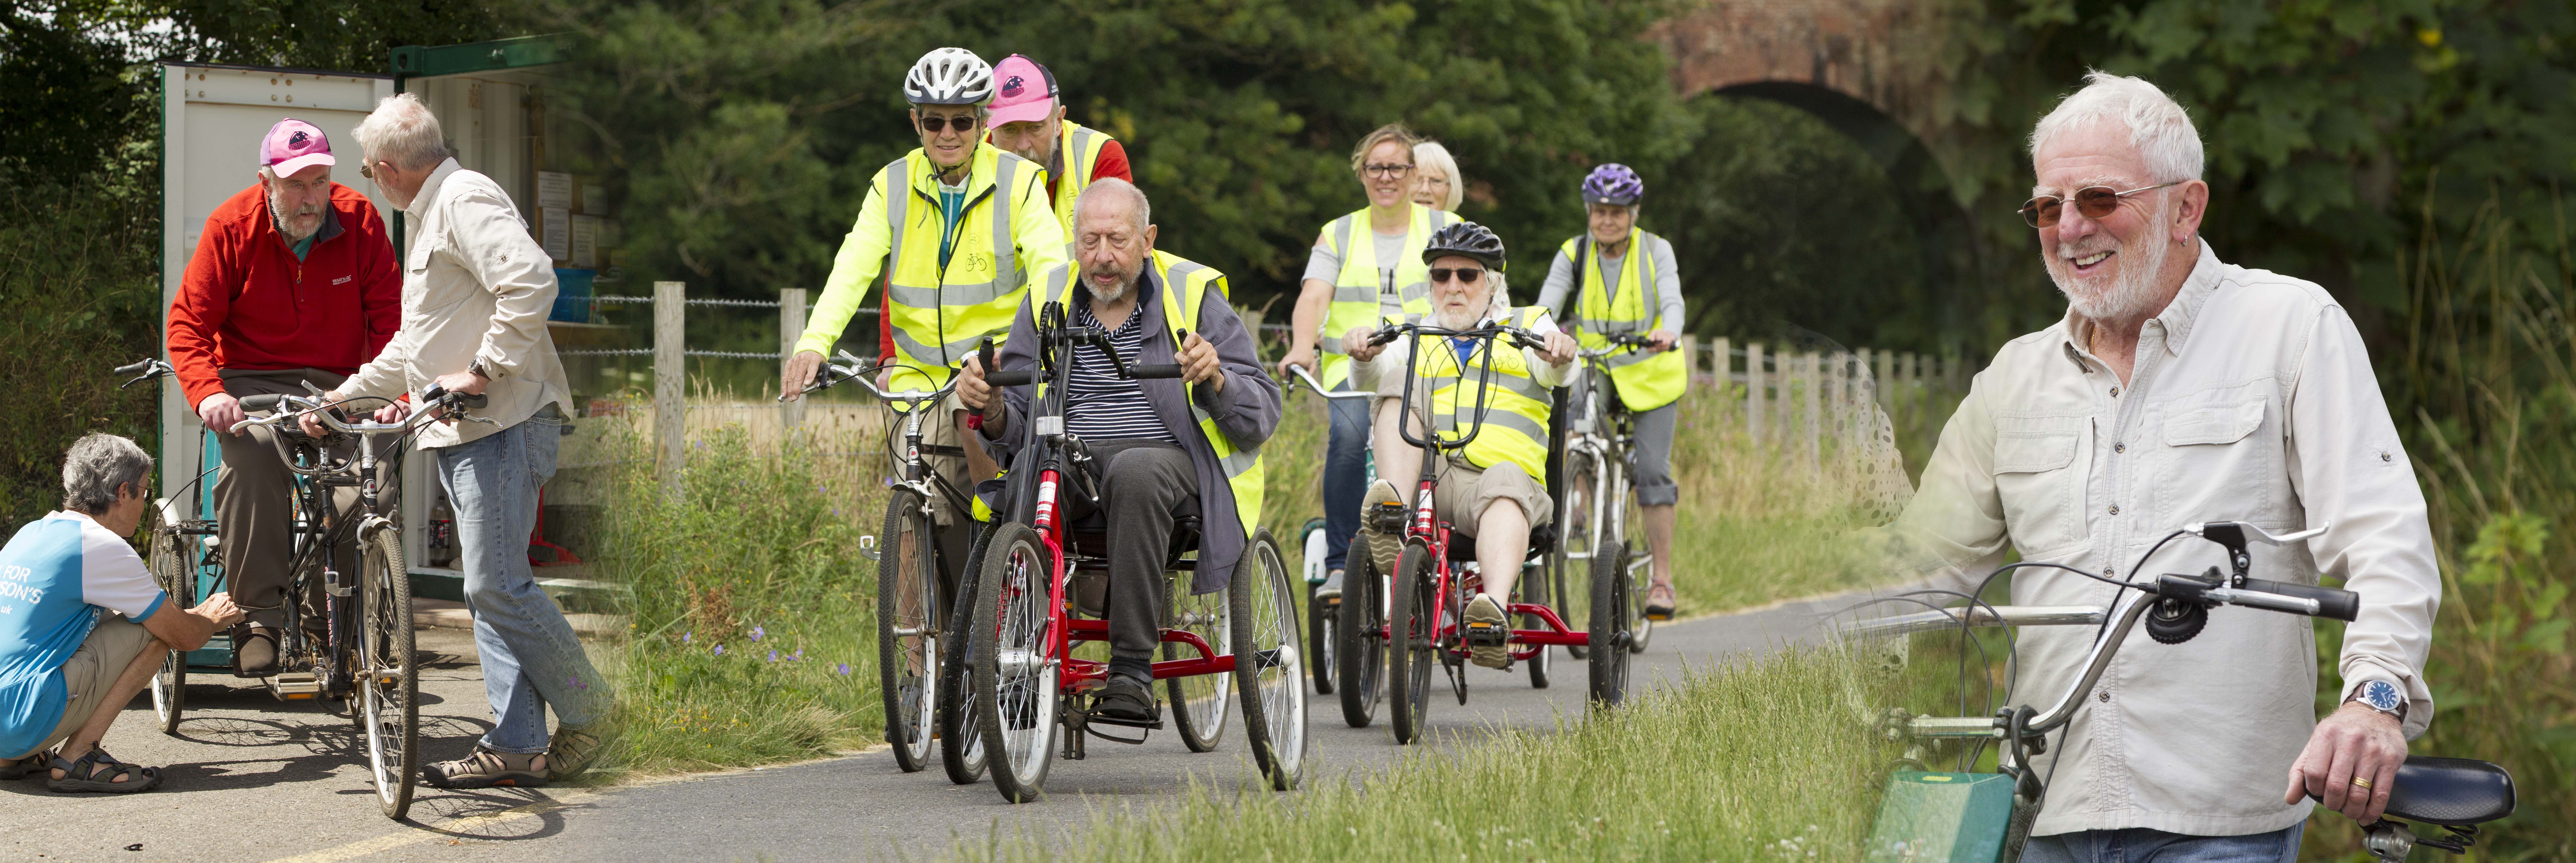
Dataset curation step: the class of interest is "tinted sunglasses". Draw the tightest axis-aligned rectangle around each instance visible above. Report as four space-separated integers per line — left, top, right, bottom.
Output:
2020 182 2182 228
917 114 981 133
1429 267 1484 284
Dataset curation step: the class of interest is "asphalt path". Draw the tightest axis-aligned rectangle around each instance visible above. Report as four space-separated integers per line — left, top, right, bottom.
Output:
0 592 1862 863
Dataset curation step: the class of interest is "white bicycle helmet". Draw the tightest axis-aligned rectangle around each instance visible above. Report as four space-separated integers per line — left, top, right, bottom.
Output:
905 47 995 106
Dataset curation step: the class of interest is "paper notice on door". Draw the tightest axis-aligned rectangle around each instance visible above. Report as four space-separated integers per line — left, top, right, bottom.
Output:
571 214 600 268
541 206 571 260
537 172 573 210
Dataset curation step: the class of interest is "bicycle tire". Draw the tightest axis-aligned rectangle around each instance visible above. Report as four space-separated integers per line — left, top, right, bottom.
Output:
1386 541 1438 744
1168 561 1232 753
357 527 420 819
147 512 187 735
1232 529 1306 791
1522 557 1552 690
876 491 940 773
1558 448 1598 660
937 524 990 784
1587 533 1632 708
972 521 1058 803
1302 520 1335 696
1334 552 1384 727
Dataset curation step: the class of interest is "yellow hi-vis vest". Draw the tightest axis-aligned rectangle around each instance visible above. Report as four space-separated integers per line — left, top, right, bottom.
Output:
1042 120 1116 232
1409 307 1556 481
1032 250 1264 540
1315 203 1455 388
795 142 1070 394
1558 229 1687 411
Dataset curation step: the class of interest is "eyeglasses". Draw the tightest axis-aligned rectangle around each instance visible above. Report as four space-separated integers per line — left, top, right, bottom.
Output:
918 114 981 133
2019 182 2182 228
1363 162 1415 179
358 161 375 180
1429 267 1484 284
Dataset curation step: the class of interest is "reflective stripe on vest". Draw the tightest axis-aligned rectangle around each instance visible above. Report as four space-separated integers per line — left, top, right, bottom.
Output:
1045 121 1115 231
1035 251 1265 540
1315 204 1453 387
1410 307 1554 479
879 145 1037 392
1560 229 1687 411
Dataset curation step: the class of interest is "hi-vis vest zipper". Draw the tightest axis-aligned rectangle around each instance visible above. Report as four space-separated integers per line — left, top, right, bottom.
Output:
1409 306 1557 480
1558 229 1687 411
1029 251 1265 539
1315 203 1454 388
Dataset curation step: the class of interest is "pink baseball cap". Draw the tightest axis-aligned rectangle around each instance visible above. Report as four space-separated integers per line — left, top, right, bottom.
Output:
260 119 335 176
986 54 1060 126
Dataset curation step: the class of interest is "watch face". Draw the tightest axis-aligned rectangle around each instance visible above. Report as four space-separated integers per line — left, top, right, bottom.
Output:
2362 679 2403 712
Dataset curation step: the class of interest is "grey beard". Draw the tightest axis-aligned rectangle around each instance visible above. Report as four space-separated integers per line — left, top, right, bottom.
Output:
2049 199 2174 323
1084 272 1133 305
270 191 320 243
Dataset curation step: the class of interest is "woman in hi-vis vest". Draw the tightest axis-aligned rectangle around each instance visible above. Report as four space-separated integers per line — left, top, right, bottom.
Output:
1279 124 1456 604
1535 164 1689 620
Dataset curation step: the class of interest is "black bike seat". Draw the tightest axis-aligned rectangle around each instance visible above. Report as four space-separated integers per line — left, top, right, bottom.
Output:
2315 756 2516 825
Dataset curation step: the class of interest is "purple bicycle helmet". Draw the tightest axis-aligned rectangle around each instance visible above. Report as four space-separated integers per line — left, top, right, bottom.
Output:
1581 163 1645 206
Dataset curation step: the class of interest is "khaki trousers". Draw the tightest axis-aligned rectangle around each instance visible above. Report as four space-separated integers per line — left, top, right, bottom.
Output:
213 368 360 631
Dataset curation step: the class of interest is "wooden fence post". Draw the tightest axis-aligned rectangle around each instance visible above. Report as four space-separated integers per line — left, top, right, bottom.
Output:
655 280 686 496
779 287 807 430
1802 352 1821 472
1745 342 1765 446
1711 337 1731 429
1874 348 1894 415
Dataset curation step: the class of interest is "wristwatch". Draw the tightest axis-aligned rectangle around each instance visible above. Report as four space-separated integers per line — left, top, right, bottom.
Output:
2347 678 2407 722
467 358 496 381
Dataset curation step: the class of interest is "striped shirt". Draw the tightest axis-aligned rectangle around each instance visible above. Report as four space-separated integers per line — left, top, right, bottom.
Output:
1065 288 1179 443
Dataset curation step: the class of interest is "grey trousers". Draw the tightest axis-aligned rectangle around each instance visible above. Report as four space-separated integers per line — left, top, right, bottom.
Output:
213 368 359 630
1062 439 1201 673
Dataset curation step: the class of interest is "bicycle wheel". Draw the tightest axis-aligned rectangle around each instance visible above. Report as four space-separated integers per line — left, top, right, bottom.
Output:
1521 557 1552 690
356 527 419 819
1301 520 1335 696
1586 532 1632 708
1558 448 1598 660
972 521 1059 804
1386 541 1439 745
1231 529 1306 790
147 514 187 735
937 525 989 784
1334 552 1384 727
1167 563 1232 753
876 491 940 773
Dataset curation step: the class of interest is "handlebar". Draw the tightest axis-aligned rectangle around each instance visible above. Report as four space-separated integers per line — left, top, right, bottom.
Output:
112 358 175 390
1283 364 1374 401
236 389 498 436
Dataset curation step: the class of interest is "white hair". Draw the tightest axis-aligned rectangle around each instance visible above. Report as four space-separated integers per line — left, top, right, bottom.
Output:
2028 71 2203 184
1074 177 1150 233
1413 141 1463 211
353 93 452 172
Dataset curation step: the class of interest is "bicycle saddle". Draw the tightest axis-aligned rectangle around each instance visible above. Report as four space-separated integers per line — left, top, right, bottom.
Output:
2311 757 2515 825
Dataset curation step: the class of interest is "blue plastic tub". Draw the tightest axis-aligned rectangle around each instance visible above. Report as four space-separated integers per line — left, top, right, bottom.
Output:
551 268 597 322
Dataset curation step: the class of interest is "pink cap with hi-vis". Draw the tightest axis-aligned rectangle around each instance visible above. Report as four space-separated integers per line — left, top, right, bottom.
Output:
260 119 335 176
987 55 1059 126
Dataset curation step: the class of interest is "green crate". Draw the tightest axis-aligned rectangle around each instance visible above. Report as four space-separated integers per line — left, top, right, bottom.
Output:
1864 772 2014 863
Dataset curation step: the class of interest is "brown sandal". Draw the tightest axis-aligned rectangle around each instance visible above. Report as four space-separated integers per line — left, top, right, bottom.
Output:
47 747 162 793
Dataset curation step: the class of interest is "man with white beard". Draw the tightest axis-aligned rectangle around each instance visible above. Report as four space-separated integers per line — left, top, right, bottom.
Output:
1350 221 1577 669
1884 72 2441 859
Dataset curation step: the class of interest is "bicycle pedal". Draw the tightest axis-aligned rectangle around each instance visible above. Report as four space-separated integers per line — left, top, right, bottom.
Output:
1462 621 1508 646
265 672 321 700
1367 502 1407 533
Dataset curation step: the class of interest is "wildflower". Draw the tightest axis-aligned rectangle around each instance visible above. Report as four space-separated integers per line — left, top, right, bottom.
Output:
682 631 692 645
793 648 805 660
836 663 851 676
768 649 779 662
751 626 765 642
713 644 725 656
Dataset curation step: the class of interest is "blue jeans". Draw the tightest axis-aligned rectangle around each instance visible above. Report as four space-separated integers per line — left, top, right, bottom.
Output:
435 416 609 754
1321 379 1371 571
2022 824 2304 863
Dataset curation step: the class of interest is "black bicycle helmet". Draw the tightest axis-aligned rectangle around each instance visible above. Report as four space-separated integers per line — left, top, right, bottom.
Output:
1421 220 1507 271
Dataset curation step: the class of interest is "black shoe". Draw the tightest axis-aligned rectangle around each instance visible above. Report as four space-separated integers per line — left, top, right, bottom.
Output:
234 626 280 677
1096 676 1157 723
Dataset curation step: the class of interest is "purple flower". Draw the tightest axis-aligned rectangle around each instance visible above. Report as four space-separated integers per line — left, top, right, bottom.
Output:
831 507 839 517
768 649 779 662
750 626 765 642
836 663 851 676
793 648 805 661
713 644 726 656
682 631 692 644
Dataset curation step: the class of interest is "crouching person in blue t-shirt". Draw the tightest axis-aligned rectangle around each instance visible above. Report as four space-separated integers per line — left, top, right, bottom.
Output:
0 433 243 793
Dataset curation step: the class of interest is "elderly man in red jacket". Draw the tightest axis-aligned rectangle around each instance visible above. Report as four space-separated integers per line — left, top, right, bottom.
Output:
165 119 400 676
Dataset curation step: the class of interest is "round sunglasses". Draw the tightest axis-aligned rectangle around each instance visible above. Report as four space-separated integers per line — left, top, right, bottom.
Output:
2019 182 2182 228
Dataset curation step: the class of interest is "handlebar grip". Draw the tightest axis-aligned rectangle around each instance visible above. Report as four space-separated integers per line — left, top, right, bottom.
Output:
455 392 490 409
1131 364 1185 379
986 370 1034 387
113 360 152 376
2241 578 2361 622
240 394 287 411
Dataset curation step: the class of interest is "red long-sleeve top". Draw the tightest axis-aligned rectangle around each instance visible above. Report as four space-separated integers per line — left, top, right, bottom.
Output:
167 182 402 408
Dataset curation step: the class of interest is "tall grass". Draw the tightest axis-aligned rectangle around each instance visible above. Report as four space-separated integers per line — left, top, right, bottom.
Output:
953 648 1886 863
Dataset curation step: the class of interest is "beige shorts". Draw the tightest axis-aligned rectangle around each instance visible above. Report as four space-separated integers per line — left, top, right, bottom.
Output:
16 617 157 759
890 389 977 526
1374 460 1552 538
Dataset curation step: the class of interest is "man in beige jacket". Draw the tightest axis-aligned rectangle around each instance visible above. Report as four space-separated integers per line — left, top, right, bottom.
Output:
314 93 610 789
1887 72 2440 860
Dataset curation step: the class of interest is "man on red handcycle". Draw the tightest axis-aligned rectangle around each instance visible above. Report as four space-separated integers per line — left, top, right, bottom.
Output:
1348 222 1577 669
956 179 1281 723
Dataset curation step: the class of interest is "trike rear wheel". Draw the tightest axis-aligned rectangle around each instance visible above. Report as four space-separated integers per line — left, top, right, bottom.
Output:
1386 541 1439 745
1232 529 1306 790
1522 557 1552 690
1334 553 1384 727
937 524 990 784
1168 565 1232 754
972 522 1060 803
1587 534 1632 708
1300 519 1335 696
